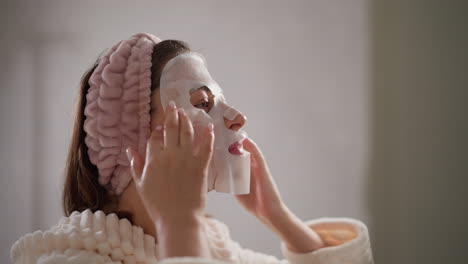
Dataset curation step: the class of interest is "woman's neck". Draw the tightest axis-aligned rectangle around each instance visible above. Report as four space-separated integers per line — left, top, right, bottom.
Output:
117 182 158 243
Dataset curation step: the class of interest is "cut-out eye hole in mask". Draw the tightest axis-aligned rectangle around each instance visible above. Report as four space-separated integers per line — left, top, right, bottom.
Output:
159 52 251 194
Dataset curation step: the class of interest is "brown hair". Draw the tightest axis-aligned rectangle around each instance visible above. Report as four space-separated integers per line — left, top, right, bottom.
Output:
62 39 191 217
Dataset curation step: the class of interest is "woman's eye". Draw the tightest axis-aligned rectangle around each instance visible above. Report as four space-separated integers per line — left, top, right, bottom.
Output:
190 87 214 112
194 101 210 110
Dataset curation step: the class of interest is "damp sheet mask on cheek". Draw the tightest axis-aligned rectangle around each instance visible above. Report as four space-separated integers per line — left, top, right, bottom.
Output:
159 52 251 194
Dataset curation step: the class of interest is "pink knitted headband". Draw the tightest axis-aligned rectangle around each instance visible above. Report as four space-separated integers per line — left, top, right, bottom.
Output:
83 33 161 195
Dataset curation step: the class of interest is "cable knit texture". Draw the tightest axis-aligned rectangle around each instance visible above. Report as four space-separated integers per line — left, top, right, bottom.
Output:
83 33 161 195
10 209 374 264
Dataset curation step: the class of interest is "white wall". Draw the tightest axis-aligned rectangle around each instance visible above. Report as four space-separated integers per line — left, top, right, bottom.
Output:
1 0 370 262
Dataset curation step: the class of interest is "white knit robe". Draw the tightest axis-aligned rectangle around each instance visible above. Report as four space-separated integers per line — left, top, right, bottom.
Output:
10 209 374 264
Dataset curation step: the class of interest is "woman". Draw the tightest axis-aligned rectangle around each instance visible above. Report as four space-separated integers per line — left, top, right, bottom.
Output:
11 33 373 263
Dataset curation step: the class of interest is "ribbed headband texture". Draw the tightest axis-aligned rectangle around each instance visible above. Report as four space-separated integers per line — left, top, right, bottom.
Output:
83 33 161 195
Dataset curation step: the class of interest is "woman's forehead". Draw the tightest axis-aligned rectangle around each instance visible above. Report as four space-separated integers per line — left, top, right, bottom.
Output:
160 53 223 97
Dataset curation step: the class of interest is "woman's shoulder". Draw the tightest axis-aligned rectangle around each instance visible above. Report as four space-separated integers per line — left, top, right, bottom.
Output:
10 209 159 263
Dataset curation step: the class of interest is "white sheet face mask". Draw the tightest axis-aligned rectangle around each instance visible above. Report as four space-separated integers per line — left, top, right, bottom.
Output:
159 52 251 194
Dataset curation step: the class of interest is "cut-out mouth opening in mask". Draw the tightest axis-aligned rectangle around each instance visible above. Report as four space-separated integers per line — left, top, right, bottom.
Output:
159 52 251 195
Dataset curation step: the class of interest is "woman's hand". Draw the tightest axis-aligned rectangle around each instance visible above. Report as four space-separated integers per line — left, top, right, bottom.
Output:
126 100 214 225
235 138 325 252
234 138 286 227
126 101 215 259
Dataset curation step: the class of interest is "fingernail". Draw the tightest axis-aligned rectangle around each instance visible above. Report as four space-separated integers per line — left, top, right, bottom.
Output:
125 148 133 163
168 100 176 109
155 124 163 131
178 108 186 116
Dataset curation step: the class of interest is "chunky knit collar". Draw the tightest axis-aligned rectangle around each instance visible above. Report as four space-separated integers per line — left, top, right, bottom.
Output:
11 209 239 263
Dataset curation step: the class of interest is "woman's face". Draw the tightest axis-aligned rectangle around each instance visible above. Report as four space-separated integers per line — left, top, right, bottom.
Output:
149 52 251 194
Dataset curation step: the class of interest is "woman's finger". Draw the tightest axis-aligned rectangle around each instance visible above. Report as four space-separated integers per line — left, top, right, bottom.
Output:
242 138 261 156
198 123 214 166
147 124 165 157
242 138 263 169
178 108 194 147
164 100 179 147
126 147 144 182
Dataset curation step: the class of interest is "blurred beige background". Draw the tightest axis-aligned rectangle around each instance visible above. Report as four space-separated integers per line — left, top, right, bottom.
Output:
1 0 466 263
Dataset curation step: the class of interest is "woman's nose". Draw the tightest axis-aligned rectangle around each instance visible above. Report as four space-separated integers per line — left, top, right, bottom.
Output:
224 112 247 131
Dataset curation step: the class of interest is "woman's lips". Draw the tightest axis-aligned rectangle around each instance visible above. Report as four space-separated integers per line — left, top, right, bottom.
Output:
228 141 244 155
